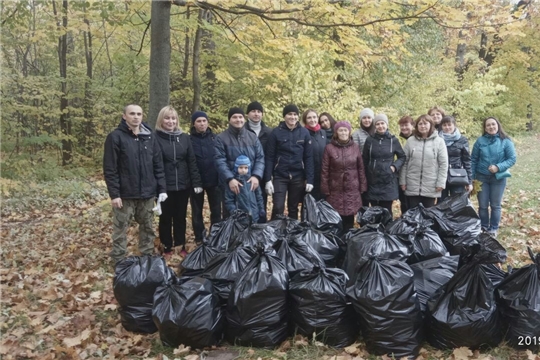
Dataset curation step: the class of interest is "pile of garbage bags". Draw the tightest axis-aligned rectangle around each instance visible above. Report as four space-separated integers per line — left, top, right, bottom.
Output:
112 193 540 356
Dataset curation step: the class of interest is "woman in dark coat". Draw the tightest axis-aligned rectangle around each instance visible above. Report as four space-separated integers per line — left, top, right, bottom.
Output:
321 121 368 232
440 116 473 200
362 114 405 218
319 112 337 144
155 106 202 259
302 109 327 200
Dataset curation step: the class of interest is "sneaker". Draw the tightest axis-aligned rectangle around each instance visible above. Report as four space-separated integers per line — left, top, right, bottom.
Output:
179 249 188 258
488 230 498 238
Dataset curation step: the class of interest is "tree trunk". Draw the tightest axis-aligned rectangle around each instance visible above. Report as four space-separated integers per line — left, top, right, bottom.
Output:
192 9 204 113
148 0 171 129
83 7 94 154
202 10 216 112
455 30 467 82
55 0 72 165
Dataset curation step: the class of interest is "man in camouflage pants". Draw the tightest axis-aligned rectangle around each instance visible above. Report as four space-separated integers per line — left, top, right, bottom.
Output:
103 104 167 265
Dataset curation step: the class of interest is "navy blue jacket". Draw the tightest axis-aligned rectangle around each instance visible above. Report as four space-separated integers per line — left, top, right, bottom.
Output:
214 125 265 186
264 121 314 183
224 174 265 223
155 130 202 192
190 127 219 188
103 120 166 199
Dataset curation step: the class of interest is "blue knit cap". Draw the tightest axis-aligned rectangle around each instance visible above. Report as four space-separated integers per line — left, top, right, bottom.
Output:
234 155 251 174
191 110 208 124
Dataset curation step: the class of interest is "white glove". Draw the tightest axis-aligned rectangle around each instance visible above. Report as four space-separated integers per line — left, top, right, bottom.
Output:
152 202 162 215
194 187 203 194
265 181 274 195
305 184 314 193
158 193 168 203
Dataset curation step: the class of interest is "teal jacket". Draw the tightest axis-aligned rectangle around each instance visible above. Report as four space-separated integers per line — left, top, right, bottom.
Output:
471 134 516 179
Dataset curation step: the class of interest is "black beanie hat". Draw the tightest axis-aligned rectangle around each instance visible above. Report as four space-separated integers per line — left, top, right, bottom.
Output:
191 110 208 124
247 101 264 114
282 104 300 117
228 107 245 120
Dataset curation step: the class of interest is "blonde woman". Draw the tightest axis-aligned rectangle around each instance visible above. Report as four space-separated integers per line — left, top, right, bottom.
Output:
155 106 202 259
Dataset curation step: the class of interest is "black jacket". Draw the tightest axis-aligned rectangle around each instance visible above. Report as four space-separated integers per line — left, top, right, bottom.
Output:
190 127 219 188
308 128 327 192
214 125 265 186
155 130 202 192
245 120 273 155
264 121 314 183
363 131 405 201
103 120 166 200
445 135 472 185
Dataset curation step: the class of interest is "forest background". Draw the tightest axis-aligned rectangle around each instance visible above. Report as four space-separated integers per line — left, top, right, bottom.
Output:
2 1 540 360
1 0 539 180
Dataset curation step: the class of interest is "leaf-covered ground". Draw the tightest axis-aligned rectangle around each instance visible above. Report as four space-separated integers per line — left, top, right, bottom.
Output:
1 134 540 360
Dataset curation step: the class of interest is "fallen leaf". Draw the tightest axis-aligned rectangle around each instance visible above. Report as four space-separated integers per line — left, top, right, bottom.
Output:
452 346 473 360
526 350 540 360
173 344 191 356
184 355 199 360
344 343 360 355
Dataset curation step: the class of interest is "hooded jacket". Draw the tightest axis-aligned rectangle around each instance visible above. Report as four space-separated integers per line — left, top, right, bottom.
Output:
155 130 202 192
190 127 219 188
444 134 472 185
103 119 166 200
471 133 516 179
321 139 368 216
214 125 265 186
224 172 265 223
264 121 314 184
400 132 449 198
363 131 405 201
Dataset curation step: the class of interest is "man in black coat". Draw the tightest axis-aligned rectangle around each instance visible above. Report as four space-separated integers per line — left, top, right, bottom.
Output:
244 101 272 222
103 104 166 265
189 110 222 243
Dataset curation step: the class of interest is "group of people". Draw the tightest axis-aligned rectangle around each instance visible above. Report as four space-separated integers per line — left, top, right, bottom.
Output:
103 103 516 265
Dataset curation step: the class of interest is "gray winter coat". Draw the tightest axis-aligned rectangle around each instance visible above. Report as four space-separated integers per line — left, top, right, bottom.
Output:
352 128 370 152
400 132 448 198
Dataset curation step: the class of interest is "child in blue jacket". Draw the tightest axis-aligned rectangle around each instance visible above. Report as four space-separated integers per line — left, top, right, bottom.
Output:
224 155 265 223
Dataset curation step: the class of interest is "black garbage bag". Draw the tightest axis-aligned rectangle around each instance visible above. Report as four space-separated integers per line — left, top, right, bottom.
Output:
113 255 175 333
387 219 448 264
356 206 392 226
426 245 504 349
410 256 459 312
290 267 358 348
496 248 540 351
347 257 424 358
302 194 343 236
291 224 341 267
459 234 507 287
402 203 434 226
425 192 481 255
226 246 289 348
152 277 223 348
342 224 411 284
179 239 222 278
201 246 256 305
273 235 325 277
207 210 251 252
267 214 301 237
231 223 278 250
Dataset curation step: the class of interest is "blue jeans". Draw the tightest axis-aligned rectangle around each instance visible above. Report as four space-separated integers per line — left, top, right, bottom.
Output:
476 173 507 231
